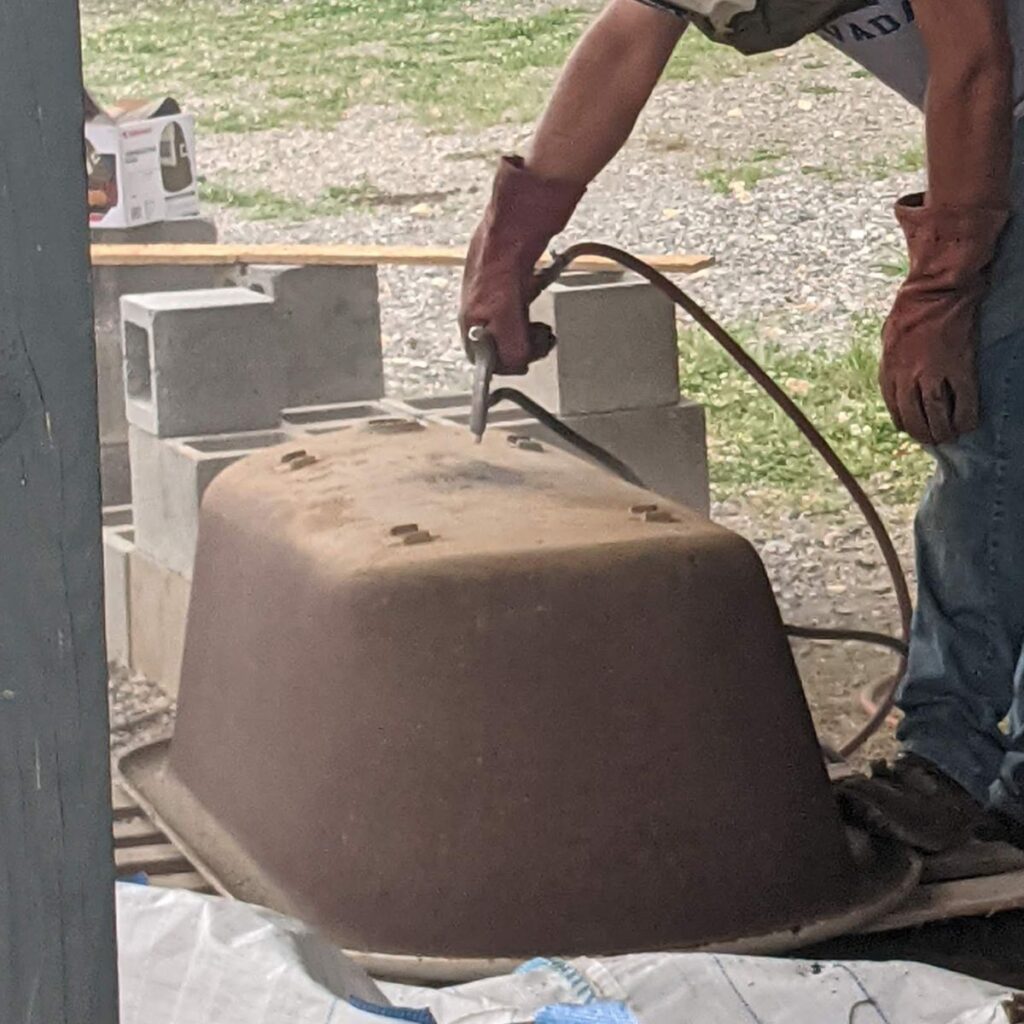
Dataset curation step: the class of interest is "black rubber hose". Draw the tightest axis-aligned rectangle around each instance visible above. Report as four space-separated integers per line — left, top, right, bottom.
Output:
526 243 913 758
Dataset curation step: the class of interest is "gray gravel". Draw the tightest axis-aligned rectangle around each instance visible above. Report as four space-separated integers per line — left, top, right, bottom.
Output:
198 33 922 396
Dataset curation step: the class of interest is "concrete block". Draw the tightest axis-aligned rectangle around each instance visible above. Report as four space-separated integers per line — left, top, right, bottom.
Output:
563 402 708 515
102 504 133 529
100 441 131 507
280 399 392 437
522 273 680 416
121 288 281 437
130 425 288 577
94 265 232 444
233 264 384 406
129 546 191 699
92 219 225 453
90 217 218 246
430 398 709 515
103 523 134 667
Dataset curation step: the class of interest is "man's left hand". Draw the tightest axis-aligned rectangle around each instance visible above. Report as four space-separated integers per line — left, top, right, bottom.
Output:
879 194 1008 447
880 281 981 447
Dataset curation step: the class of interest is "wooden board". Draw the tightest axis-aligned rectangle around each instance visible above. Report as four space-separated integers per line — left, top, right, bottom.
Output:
91 242 714 275
115 842 193 876
148 872 215 894
862 868 1024 933
113 816 166 848
0 0 119 1017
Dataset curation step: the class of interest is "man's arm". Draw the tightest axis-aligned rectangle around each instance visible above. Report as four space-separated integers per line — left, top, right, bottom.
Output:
528 0 687 184
916 0 1013 208
879 0 1014 445
460 0 686 373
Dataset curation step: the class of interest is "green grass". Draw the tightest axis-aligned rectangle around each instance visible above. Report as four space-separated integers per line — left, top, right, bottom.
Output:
798 146 924 188
678 316 932 508
81 0 774 133
700 148 786 195
664 30 776 81
798 83 838 96
866 146 925 181
200 178 388 220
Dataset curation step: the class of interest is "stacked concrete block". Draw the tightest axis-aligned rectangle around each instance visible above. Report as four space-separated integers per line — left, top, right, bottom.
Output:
408 397 708 515
523 273 680 415
92 218 227 505
102 505 134 668
122 288 281 437
232 264 385 407
122 285 284 696
129 426 288 577
129 546 192 700
280 399 393 437
396 272 710 513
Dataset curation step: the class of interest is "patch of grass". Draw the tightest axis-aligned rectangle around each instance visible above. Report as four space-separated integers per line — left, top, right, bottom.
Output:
866 146 925 180
199 182 309 221
678 316 931 508
81 0 772 132
800 163 846 184
700 148 786 195
876 252 909 279
799 145 924 187
82 0 588 131
200 177 389 220
664 30 776 81
799 83 838 96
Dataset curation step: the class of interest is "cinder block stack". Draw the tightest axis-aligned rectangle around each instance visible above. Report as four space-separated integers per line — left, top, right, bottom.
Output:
115 286 281 691
389 272 709 514
104 264 388 695
230 264 385 407
102 263 709 699
92 218 228 505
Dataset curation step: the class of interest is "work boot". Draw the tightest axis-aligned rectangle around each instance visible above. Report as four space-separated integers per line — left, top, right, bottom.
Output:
836 752 985 853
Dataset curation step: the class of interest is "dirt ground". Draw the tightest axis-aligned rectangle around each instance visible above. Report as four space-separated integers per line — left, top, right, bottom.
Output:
715 499 915 768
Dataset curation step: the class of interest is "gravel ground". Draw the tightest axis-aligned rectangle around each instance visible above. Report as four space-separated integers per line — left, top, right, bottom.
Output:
199 33 922 396
112 25 927 763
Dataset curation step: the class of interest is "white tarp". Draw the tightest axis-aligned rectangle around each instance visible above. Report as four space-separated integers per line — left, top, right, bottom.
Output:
116 883 1016 1024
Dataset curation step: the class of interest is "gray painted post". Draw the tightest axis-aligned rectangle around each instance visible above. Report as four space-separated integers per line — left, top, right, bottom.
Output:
0 0 119 1021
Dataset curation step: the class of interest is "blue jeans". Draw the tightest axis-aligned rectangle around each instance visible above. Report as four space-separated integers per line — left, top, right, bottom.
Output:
897 119 1024 821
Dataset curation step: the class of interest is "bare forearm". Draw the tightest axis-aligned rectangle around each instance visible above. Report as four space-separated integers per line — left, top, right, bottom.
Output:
527 0 685 185
917 0 1013 208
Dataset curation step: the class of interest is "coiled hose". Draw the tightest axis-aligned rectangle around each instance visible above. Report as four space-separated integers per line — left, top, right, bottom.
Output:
484 242 913 760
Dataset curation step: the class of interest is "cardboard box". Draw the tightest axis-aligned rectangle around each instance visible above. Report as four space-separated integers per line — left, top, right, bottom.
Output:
85 92 200 229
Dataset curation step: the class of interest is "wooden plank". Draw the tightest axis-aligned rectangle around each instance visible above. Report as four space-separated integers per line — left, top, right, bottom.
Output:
113 816 166 848
90 242 714 275
112 782 139 820
115 842 192 876
862 868 1024 933
0 1 119 1020
147 872 216 894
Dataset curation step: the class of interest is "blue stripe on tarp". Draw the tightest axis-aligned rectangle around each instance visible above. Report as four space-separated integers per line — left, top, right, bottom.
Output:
347 997 437 1024
535 1002 638 1024
515 957 597 1002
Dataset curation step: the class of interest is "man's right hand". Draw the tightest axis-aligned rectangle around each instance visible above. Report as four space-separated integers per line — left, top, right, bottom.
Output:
459 0 684 372
459 156 585 375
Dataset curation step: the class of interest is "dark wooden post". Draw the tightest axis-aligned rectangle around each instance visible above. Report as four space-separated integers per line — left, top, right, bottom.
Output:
0 0 119 1020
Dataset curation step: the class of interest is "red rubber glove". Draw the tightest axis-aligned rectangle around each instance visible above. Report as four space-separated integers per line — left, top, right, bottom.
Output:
460 156 585 375
880 193 1008 446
